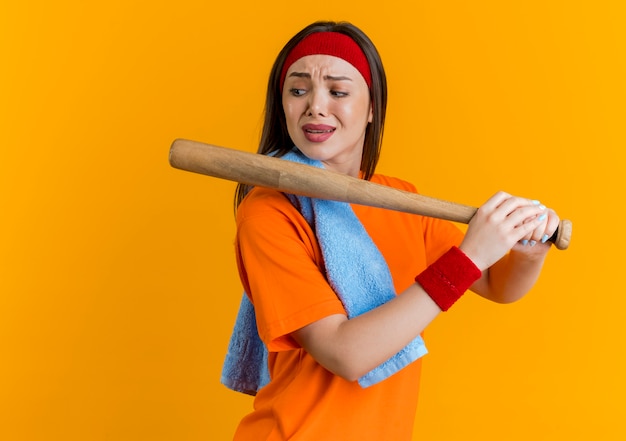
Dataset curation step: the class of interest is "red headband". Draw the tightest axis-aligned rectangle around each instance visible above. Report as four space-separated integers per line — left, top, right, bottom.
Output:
279 32 372 90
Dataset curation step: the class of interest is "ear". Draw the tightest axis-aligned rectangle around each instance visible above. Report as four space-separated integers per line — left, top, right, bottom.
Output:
368 102 373 123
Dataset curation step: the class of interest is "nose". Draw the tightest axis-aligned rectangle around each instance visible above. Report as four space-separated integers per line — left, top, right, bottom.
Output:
306 88 328 117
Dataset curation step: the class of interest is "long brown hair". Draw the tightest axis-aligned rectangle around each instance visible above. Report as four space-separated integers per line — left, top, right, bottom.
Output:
234 21 388 210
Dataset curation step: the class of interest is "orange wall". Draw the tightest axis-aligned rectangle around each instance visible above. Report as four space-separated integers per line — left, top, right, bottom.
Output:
1 1 624 440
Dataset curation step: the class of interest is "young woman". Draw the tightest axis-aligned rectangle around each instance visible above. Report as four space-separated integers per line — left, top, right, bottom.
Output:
224 20 559 440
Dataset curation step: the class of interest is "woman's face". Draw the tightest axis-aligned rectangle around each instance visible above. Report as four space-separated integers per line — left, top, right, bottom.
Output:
282 54 372 177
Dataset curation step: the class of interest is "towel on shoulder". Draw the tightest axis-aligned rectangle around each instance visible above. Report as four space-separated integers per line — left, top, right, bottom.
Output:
221 148 427 395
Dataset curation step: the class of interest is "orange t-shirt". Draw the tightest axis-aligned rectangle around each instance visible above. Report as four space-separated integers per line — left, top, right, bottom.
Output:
232 174 463 441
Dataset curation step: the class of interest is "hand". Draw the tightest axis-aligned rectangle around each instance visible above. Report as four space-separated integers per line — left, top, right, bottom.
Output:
512 205 560 255
459 191 556 270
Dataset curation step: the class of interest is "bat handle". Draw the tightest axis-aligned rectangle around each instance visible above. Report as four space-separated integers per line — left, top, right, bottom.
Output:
548 219 572 250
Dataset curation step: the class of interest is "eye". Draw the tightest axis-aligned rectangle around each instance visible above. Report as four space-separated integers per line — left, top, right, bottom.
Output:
330 90 349 97
289 88 306 96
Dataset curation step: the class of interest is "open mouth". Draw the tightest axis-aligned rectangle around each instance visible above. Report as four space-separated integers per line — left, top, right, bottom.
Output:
302 124 336 142
303 124 336 133
305 128 334 134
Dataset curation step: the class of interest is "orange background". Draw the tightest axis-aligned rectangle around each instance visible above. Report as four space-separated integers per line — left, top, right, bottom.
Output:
1 1 624 440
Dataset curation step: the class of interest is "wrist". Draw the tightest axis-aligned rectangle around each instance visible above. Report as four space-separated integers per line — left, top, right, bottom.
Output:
415 246 482 311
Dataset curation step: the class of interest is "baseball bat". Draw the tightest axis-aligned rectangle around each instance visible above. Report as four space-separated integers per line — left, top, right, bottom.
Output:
169 138 572 250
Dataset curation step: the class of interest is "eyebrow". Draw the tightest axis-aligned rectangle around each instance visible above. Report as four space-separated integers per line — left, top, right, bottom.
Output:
288 72 353 81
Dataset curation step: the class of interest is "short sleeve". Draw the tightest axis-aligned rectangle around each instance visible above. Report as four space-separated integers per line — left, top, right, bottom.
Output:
235 188 346 352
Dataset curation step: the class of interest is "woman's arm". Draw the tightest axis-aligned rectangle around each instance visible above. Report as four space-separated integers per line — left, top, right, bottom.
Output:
461 192 560 303
470 242 551 304
291 282 442 381
292 191 558 380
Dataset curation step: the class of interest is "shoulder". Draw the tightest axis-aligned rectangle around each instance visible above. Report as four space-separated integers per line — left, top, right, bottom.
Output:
236 186 316 246
369 173 418 193
236 187 299 222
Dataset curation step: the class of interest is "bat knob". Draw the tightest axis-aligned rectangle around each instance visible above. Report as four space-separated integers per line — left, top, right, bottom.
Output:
549 219 573 250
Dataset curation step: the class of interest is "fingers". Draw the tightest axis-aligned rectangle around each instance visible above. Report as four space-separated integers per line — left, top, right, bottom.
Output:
543 209 560 242
461 193 545 270
481 192 547 237
461 191 560 269
520 208 560 247
487 191 560 247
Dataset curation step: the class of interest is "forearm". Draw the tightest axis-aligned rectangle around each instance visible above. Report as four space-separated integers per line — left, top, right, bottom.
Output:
474 246 549 304
293 283 441 381
293 247 481 381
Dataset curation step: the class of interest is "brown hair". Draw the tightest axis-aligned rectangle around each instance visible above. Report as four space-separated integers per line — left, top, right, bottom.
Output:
234 21 388 210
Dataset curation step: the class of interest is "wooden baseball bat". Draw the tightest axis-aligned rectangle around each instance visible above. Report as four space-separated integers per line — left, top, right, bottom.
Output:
169 138 572 250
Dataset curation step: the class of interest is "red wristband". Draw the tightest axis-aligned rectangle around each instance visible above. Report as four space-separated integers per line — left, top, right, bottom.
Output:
415 246 482 311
